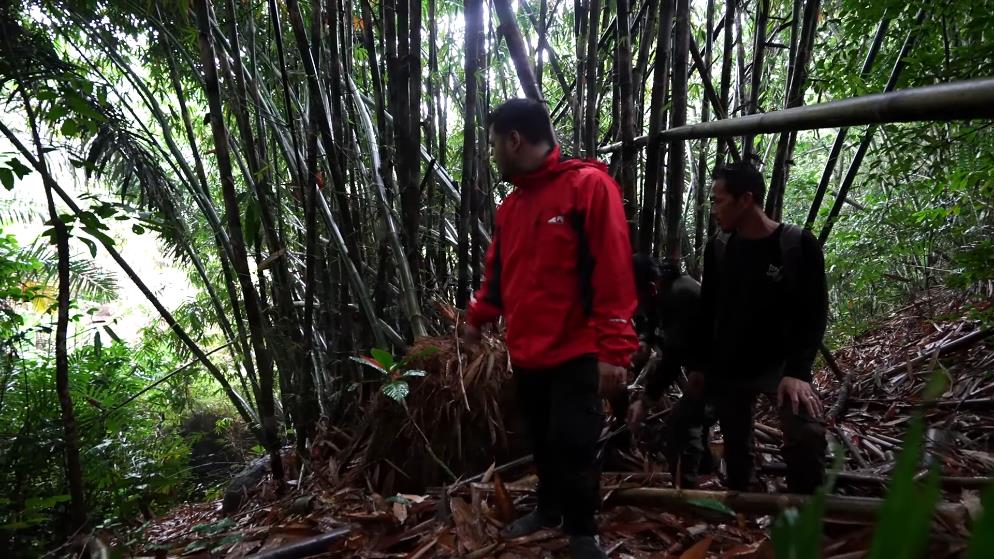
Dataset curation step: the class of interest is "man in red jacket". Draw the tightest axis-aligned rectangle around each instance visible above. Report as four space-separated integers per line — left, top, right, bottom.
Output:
463 99 638 558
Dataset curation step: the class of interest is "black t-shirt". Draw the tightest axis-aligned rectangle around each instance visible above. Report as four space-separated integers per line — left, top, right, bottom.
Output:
699 224 828 389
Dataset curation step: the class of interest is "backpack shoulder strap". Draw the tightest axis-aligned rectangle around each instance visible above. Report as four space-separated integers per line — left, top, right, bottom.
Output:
779 223 804 290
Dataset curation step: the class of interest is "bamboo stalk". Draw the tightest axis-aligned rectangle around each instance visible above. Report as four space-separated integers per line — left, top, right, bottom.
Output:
637 0 674 254
494 0 543 102
665 0 690 260
195 0 284 482
766 0 821 219
804 17 890 230
742 0 769 158
817 9 927 244
616 0 638 221
608 487 968 524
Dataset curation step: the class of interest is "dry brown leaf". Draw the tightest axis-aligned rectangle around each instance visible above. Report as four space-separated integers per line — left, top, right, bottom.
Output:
720 539 774 559
393 501 409 525
680 536 713 559
450 496 486 552
493 472 515 524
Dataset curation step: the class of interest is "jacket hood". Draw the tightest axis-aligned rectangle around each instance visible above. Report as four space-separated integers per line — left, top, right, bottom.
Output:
510 145 610 189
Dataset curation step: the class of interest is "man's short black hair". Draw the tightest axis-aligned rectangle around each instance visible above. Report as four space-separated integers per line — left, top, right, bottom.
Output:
657 257 681 282
486 98 556 146
712 160 765 206
633 253 660 288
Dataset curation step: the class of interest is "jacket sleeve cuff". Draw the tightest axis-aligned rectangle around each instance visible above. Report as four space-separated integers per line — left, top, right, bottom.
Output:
782 359 814 383
466 298 501 328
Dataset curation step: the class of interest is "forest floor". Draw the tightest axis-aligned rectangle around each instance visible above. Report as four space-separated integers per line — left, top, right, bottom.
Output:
140 288 994 558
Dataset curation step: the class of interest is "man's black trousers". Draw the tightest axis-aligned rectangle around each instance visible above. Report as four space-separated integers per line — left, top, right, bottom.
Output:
514 355 603 536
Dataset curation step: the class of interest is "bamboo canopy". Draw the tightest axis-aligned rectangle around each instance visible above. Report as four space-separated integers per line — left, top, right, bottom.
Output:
599 78 994 152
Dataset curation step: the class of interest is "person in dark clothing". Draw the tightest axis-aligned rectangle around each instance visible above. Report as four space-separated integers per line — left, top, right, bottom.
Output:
627 255 714 487
667 161 828 494
463 99 638 558
628 255 703 408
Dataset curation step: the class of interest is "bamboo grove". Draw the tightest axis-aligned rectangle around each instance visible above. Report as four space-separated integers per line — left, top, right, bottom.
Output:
1 0 993 530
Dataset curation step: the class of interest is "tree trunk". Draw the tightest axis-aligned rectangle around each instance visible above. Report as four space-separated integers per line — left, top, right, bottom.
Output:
457 0 482 308
716 0 734 165
21 94 87 531
742 0 768 158
574 0 588 152
405 0 425 298
804 17 889 230
221 0 305 439
265 0 305 180
195 0 284 483
817 10 926 244
693 0 715 276
494 0 542 102
665 0 689 261
766 0 821 220
616 0 637 223
584 0 602 157
537 0 547 95
632 0 660 121
637 0 673 254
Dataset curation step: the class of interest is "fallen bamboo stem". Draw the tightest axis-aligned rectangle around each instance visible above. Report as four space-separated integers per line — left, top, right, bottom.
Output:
599 78 994 151
448 409 671 493
876 327 994 379
607 487 968 524
250 527 351 559
760 463 992 490
850 397 994 410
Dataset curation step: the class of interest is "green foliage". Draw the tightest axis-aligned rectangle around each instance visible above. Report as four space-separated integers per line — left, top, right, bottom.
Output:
771 376 953 559
0 343 175 552
351 346 435 403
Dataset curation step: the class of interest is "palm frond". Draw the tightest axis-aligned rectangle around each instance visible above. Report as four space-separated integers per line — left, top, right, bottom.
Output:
22 240 119 303
0 199 41 226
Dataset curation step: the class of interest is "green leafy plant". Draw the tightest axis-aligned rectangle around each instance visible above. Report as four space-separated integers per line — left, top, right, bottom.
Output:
350 347 435 403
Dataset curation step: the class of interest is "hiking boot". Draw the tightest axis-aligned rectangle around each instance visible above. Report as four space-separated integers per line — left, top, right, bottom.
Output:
569 535 608 559
499 510 561 539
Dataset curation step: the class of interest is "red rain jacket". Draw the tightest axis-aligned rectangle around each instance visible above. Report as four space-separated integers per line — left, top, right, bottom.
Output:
467 146 638 369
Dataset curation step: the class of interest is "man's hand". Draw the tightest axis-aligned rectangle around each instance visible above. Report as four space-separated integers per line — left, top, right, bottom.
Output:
777 376 823 418
461 323 482 355
631 342 651 371
597 361 627 397
626 398 647 434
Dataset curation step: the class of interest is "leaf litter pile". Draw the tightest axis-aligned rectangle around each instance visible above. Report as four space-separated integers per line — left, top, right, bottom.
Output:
141 289 993 558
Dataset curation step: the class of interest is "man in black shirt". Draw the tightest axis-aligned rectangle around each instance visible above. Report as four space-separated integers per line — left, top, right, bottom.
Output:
671 161 828 494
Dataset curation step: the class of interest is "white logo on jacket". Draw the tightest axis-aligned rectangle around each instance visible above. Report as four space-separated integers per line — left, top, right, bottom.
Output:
547 215 565 224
